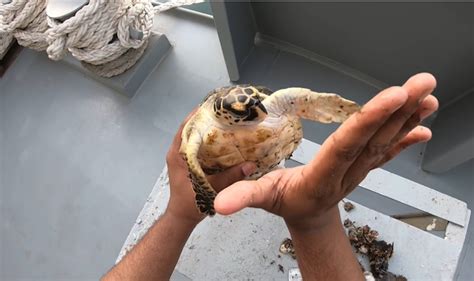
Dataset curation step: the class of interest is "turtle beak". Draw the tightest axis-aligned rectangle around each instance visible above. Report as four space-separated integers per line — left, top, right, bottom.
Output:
256 100 267 114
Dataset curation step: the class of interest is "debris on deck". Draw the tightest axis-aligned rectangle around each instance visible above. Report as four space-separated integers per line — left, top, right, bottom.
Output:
344 201 355 212
279 238 296 259
344 219 407 280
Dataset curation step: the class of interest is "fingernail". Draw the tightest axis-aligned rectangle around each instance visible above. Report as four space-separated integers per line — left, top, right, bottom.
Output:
242 162 257 177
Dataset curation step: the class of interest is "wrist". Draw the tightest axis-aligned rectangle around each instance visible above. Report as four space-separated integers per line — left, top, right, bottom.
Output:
284 206 364 281
164 206 203 229
284 206 342 234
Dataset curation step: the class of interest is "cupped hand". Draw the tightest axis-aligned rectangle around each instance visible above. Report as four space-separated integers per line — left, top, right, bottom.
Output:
214 73 439 229
165 110 257 224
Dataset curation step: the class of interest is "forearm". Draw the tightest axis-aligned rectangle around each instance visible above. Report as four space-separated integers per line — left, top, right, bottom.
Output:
285 207 363 281
102 211 197 281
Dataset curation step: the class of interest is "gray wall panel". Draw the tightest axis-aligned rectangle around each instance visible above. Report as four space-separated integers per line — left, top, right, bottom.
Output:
251 2 474 105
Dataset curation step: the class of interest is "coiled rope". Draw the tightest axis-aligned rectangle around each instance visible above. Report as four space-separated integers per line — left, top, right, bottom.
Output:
0 0 48 58
1 0 203 76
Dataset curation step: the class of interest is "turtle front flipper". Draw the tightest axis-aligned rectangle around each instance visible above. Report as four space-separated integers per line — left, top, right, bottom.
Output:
180 131 217 216
262 87 360 123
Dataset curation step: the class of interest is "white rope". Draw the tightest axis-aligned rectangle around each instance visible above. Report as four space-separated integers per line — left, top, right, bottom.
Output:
82 38 149 78
153 0 202 13
1 0 203 76
0 32 13 59
46 0 203 77
0 0 48 58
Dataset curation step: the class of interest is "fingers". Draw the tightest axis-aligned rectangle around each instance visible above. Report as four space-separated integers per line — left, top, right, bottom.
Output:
377 73 436 147
342 126 431 190
341 74 436 180
403 73 437 100
166 108 199 164
390 95 438 146
310 86 408 179
419 95 439 120
214 173 278 215
171 108 199 147
375 126 432 168
308 73 436 194
360 73 436 157
342 97 434 187
339 74 436 191
208 162 257 192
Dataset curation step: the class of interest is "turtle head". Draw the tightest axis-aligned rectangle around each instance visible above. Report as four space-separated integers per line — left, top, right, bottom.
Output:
213 86 268 126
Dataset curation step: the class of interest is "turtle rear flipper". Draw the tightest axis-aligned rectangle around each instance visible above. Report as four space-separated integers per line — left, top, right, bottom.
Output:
188 169 217 216
180 129 217 216
263 87 360 123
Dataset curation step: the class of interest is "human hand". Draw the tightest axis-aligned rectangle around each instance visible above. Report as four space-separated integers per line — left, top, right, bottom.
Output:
214 73 439 230
165 111 257 225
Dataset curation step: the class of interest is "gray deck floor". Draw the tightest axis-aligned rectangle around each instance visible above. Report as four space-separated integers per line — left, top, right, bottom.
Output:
1 9 472 281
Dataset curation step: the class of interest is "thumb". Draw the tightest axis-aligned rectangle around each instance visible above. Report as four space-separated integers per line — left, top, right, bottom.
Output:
214 175 276 215
207 162 257 192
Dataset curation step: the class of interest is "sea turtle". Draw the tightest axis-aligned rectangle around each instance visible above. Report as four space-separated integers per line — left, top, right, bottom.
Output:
180 85 360 216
